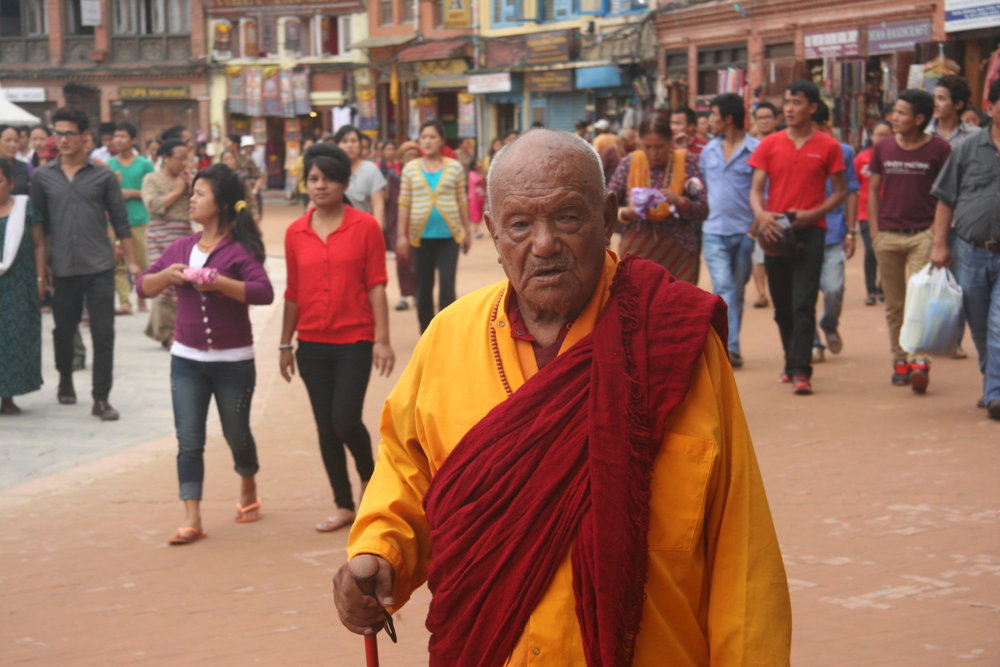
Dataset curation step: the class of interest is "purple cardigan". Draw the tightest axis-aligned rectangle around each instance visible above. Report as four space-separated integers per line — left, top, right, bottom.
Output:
138 233 273 351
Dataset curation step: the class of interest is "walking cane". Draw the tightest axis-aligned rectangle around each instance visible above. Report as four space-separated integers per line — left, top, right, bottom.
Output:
350 557 398 667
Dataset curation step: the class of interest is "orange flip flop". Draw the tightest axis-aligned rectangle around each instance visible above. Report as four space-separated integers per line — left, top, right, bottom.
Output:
168 526 206 545
235 499 262 523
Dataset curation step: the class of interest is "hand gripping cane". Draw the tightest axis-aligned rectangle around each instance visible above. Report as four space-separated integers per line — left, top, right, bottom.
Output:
349 557 397 667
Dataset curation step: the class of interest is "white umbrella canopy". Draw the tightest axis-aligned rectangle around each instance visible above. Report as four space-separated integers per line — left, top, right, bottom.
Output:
0 88 41 125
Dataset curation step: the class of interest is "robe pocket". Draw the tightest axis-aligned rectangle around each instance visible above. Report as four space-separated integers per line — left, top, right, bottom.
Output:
647 433 717 552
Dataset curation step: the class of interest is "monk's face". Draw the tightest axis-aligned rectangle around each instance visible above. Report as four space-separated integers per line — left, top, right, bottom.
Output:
486 133 616 323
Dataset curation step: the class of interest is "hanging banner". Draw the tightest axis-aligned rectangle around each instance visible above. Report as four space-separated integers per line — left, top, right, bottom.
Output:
409 99 422 139
280 69 295 118
292 68 311 116
251 117 267 144
262 67 282 117
804 28 860 59
284 118 301 143
444 0 472 28
458 93 475 138
227 66 245 114
357 89 378 131
245 67 264 117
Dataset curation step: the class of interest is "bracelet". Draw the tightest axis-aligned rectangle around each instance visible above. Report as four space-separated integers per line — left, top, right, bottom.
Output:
278 344 293 350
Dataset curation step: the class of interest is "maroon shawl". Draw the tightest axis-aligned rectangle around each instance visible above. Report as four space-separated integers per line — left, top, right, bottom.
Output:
423 257 727 666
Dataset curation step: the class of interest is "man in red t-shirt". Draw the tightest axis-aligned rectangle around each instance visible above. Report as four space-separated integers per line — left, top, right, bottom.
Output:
748 80 846 395
868 88 951 393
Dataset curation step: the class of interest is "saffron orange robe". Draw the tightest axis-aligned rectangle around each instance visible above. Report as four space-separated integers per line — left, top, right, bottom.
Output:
348 251 792 665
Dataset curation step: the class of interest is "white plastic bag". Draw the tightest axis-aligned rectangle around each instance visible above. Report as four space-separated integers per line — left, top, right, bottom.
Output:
899 264 964 355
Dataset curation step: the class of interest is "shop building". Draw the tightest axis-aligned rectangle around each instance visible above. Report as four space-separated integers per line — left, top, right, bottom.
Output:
351 0 474 144
0 0 208 146
653 0 947 147
204 0 370 188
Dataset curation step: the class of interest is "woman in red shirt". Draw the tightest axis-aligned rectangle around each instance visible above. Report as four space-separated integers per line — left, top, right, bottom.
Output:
279 143 395 532
855 120 891 305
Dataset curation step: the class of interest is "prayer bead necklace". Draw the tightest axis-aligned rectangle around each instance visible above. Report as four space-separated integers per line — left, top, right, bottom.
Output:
489 289 513 397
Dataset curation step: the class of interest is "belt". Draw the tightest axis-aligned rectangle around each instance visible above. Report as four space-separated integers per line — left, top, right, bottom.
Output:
970 239 1000 253
883 227 930 235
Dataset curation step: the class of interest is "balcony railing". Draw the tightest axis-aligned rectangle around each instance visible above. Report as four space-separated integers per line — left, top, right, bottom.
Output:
63 36 95 64
111 35 191 63
0 36 50 64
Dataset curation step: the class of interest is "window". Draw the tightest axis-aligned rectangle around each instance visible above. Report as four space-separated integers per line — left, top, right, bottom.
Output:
492 0 519 25
402 0 414 22
380 0 393 25
312 14 351 56
66 0 94 35
609 0 645 13
112 0 188 35
0 0 47 37
697 43 746 96
664 49 688 79
541 0 573 21
435 0 444 26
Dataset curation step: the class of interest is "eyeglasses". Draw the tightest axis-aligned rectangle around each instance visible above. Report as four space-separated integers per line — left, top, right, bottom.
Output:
54 131 81 139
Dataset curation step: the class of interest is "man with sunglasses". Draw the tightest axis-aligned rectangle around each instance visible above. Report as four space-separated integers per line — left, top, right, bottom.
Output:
30 106 135 421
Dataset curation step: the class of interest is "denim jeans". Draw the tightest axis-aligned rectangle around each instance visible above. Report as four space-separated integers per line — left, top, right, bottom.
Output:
702 232 754 355
764 226 825 378
171 355 259 500
813 242 845 349
296 340 375 511
52 269 115 400
952 237 1000 404
414 238 460 332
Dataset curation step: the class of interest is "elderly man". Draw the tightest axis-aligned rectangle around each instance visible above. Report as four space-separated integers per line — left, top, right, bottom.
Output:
334 129 791 664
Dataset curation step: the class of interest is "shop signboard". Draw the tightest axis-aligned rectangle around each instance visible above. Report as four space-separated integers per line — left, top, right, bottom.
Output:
81 0 101 26
444 0 472 29
525 70 574 93
468 73 512 94
804 28 860 59
944 0 1000 31
419 73 469 90
524 31 572 66
118 86 190 100
2 87 45 102
358 89 378 131
458 93 475 138
867 20 932 54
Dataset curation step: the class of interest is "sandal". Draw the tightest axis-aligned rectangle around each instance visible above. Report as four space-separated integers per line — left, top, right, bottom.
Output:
315 509 356 533
235 499 262 523
168 526 206 545
753 296 769 308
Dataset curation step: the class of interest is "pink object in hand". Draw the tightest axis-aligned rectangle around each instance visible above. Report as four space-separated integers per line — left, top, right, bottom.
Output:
182 267 219 285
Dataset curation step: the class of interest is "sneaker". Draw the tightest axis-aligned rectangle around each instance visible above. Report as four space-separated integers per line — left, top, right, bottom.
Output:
57 376 76 405
826 330 843 355
728 351 743 368
950 345 967 359
792 375 813 395
865 294 877 306
891 360 911 386
394 298 409 311
910 359 930 394
812 346 825 363
779 372 791 384
988 401 1000 420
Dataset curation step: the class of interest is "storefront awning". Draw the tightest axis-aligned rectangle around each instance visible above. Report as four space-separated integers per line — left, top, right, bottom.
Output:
575 65 623 89
351 34 417 50
397 40 470 63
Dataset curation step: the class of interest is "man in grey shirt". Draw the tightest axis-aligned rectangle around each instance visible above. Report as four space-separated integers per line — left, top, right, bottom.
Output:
30 106 137 421
929 79 1000 420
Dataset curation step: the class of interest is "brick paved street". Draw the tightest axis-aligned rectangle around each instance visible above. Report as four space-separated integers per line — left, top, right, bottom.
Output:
1 200 996 665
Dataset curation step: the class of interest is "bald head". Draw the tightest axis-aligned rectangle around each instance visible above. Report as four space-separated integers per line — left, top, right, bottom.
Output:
486 129 605 215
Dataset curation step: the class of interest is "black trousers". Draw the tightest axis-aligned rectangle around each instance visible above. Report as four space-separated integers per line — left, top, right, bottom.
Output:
764 226 825 378
414 238 460 332
296 340 374 511
52 269 115 400
859 220 880 296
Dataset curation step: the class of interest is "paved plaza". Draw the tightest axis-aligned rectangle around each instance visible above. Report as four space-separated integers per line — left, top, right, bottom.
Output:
1 201 997 665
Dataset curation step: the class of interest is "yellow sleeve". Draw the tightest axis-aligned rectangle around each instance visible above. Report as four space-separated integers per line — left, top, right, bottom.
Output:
347 335 434 610
398 161 413 210
701 331 792 664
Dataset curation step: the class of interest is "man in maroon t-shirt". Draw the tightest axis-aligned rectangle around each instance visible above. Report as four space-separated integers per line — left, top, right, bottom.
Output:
749 80 846 395
868 89 951 393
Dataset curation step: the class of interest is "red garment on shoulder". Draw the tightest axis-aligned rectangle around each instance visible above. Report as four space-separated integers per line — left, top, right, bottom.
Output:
423 257 727 667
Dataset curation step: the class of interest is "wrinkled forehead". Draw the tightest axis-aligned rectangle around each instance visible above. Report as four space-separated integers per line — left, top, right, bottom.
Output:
490 139 602 210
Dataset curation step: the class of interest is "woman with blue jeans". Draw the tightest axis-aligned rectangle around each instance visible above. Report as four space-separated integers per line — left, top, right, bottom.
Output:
279 143 395 532
139 164 273 545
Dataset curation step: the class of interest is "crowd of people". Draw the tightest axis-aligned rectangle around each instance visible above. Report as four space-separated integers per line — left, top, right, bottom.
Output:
0 71 997 543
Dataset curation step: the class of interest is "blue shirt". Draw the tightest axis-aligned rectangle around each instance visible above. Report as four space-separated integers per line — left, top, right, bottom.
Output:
420 167 452 239
824 143 859 245
699 133 760 235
